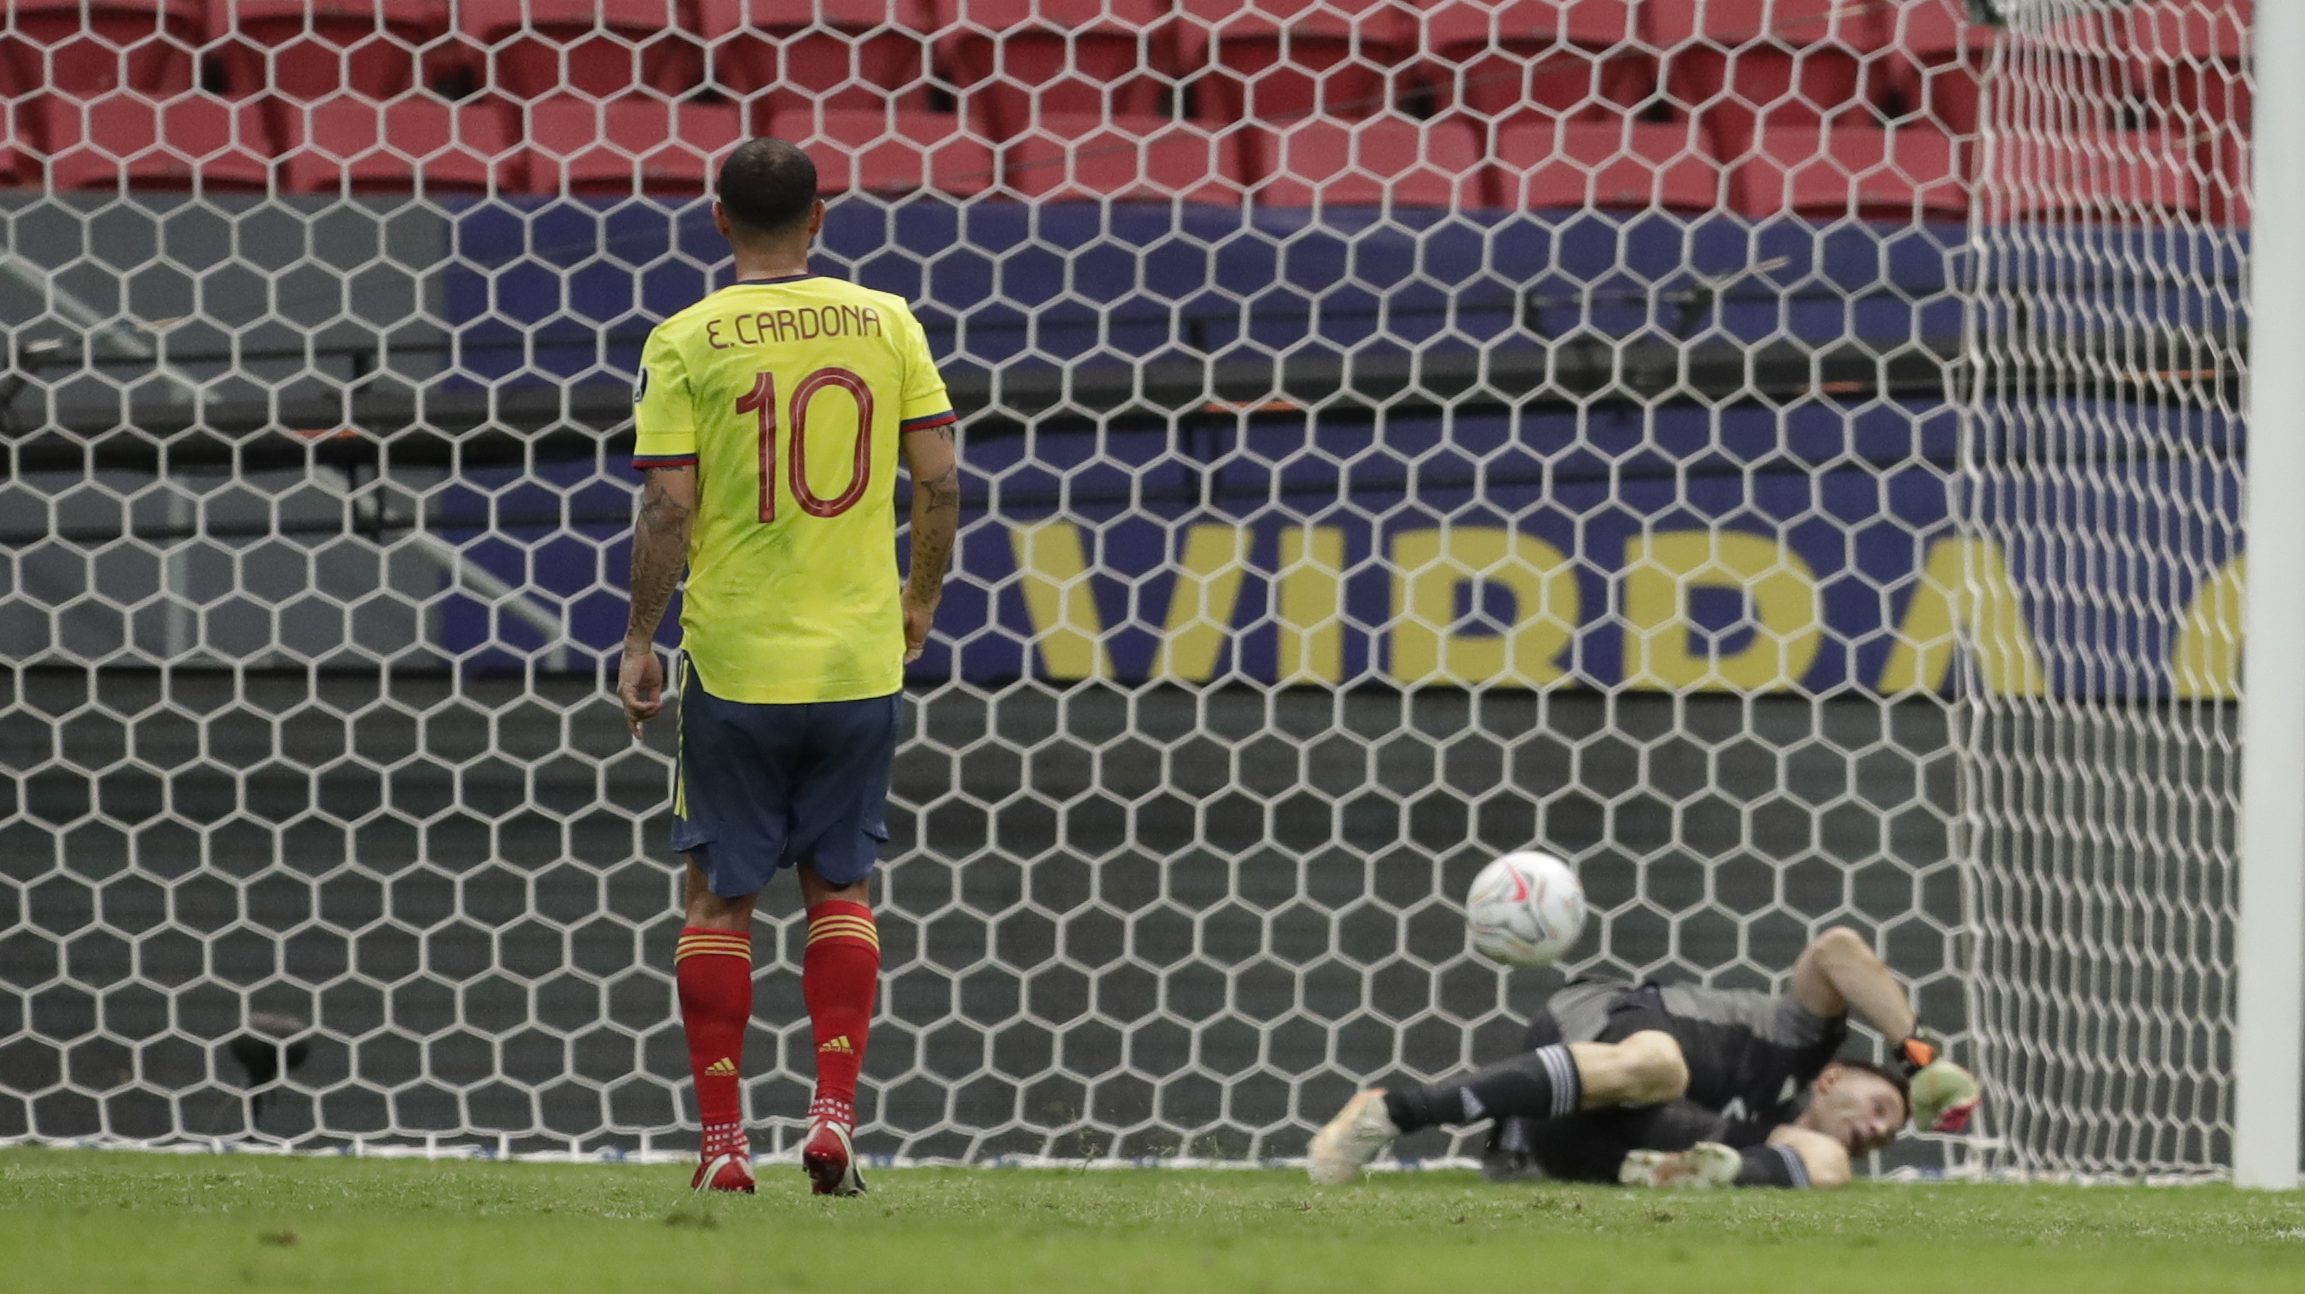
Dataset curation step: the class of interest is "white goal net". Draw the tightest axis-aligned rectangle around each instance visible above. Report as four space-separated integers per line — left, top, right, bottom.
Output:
1956 0 2249 1177
0 0 2257 1176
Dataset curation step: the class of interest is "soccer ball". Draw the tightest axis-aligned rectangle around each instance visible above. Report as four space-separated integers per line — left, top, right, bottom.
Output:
1465 850 1587 968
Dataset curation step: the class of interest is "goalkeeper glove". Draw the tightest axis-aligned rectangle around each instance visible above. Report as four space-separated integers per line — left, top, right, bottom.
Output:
1894 1035 1981 1134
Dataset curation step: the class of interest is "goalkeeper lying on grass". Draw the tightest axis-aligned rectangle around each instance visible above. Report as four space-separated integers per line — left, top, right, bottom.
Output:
1307 927 1980 1190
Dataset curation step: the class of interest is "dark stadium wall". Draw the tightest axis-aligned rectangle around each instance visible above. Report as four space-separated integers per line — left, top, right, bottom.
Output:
0 192 453 426
1 192 456 667
0 669 1968 1163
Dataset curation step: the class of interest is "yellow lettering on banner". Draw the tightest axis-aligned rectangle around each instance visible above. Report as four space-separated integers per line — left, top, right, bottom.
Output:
1012 521 1109 679
1388 526 1577 687
1878 536 2045 694
1621 531 1821 692
1277 525 1345 684
1155 525 1249 681
2172 556 2244 699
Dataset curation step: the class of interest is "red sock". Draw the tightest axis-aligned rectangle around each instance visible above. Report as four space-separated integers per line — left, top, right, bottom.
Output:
803 900 879 1125
675 926 752 1157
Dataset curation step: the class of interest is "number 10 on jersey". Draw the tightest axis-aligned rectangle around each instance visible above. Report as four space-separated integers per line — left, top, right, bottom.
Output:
736 368 875 522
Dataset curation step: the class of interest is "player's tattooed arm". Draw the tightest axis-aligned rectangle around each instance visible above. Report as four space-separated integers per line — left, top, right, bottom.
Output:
903 424 961 608
617 464 694 738
624 464 697 649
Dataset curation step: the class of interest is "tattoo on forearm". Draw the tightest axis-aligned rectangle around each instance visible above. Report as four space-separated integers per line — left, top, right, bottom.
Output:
626 469 694 643
916 463 960 516
907 463 961 603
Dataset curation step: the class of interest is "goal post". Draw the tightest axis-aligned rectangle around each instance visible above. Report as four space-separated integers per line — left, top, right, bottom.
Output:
2237 0 2305 1192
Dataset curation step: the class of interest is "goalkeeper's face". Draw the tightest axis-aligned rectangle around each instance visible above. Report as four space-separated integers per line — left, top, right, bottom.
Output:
1805 1064 1907 1154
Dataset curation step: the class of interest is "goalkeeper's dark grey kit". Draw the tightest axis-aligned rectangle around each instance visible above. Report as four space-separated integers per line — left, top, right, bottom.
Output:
1383 979 1850 1188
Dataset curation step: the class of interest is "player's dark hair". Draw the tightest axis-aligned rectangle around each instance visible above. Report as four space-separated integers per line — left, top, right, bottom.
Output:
1835 1058 1912 1123
716 138 818 237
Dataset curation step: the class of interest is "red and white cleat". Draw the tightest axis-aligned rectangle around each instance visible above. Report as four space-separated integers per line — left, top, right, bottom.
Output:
691 1151 756 1194
801 1119 867 1197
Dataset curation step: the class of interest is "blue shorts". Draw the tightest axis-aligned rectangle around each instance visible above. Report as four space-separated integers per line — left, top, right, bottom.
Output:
671 667 903 897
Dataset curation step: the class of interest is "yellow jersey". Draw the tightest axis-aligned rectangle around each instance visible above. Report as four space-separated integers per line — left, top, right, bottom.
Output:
631 274 956 703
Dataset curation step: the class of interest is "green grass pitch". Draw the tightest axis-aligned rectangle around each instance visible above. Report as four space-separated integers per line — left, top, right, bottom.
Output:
7 1146 2304 1293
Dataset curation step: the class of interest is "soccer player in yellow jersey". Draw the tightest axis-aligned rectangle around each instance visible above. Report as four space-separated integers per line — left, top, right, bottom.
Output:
615 139 961 1197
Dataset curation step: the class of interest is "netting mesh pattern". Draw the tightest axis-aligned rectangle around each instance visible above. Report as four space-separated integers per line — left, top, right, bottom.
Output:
1956 0 2248 1177
0 1 2252 1172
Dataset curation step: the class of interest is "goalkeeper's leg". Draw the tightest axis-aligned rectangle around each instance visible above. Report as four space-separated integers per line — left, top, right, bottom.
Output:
1384 1030 1689 1129
1307 1032 1689 1184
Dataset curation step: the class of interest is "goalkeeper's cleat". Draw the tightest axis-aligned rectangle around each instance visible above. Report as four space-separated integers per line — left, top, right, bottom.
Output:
691 1150 756 1194
1618 1141 1741 1190
1306 1088 1399 1186
801 1118 868 1197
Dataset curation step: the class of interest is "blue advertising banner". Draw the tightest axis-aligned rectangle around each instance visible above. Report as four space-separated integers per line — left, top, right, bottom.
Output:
435 398 2243 701
427 200 2246 701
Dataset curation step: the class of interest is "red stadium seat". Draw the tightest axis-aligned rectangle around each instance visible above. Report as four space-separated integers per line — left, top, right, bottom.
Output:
1905 4 2204 143
1244 114 1483 208
1732 122 1966 222
1414 0 1647 125
698 0 933 116
1981 130 2200 222
280 94 515 193
1485 117 1728 213
2137 0 2249 151
931 0 1171 140
2134 0 2248 59
462 0 704 100
2162 59 2249 152
1645 0 1889 147
207 1 457 102
0 60 25 187
1177 0 1416 123
29 93 276 191
761 106 997 198
4 0 202 99
519 97 744 196
1878 0 1992 135
1001 113 1247 203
